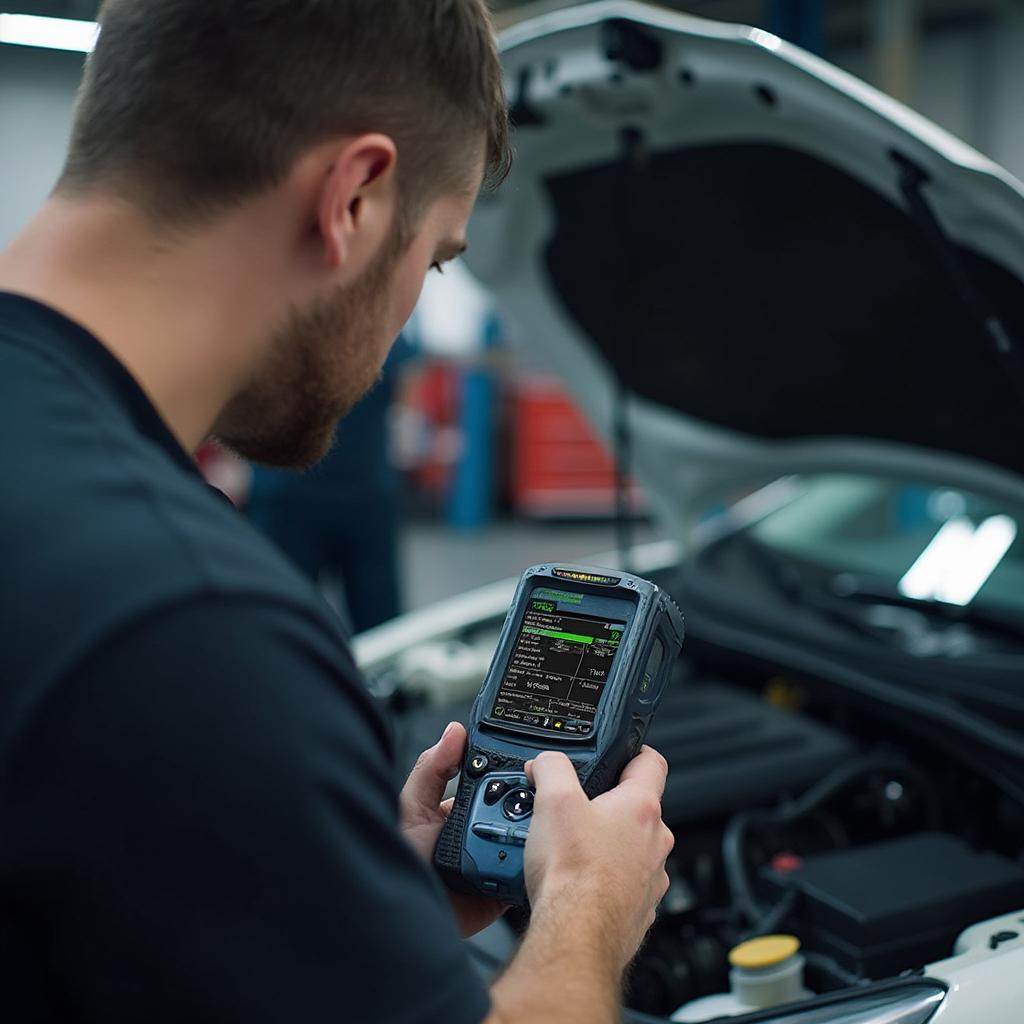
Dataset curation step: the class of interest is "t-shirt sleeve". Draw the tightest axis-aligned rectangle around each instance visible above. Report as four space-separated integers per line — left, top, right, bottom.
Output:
6 598 491 1024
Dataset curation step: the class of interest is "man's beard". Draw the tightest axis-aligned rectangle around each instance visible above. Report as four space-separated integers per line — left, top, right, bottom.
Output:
214 237 399 470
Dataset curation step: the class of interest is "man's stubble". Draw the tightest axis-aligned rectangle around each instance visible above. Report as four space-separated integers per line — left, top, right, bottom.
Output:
214 233 401 470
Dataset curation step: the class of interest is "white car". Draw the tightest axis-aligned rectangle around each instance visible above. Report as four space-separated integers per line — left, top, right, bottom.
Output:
358 3 1024 1021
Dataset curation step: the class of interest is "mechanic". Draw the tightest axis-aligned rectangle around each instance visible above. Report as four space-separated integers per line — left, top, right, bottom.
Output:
0 2 674 1022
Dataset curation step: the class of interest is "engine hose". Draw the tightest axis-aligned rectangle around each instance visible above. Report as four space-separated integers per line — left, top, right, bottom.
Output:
723 751 943 927
744 888 798 940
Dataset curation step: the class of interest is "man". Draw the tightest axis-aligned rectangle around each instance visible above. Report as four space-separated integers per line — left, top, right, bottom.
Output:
0 2 674 1022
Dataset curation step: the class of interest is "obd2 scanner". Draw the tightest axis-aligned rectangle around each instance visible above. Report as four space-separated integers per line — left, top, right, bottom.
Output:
435 564 684 906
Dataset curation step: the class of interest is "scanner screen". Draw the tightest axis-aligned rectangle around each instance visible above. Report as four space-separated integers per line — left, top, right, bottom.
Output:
491 599 626 735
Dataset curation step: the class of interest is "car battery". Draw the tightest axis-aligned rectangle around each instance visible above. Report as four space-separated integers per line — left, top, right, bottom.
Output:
758 832 1024 978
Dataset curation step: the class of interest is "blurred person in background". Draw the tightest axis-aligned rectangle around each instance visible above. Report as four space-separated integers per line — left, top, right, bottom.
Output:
247 341 408 633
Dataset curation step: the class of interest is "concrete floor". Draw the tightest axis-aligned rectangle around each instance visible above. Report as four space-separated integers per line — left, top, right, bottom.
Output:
399 518 663 610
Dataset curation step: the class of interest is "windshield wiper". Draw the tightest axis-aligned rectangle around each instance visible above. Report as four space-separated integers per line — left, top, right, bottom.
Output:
828 571 1024 645
737 536 1024 651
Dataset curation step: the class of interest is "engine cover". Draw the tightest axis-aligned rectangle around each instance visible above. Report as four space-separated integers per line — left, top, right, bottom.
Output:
392 679 854 826
647 680 855 824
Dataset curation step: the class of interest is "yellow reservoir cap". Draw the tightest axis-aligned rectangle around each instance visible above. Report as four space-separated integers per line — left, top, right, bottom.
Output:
729 935 801 970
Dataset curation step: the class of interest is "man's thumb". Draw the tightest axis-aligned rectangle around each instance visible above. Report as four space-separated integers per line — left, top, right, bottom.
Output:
526 750 582 803
401 721 465 812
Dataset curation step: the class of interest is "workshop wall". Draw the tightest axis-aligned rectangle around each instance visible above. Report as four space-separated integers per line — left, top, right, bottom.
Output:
834 10 1024 180
0 45 82 247
981 10 1024 184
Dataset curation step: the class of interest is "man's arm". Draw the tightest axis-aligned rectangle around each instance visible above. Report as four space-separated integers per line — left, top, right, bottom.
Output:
401 729 673 1023
486 748 673 1023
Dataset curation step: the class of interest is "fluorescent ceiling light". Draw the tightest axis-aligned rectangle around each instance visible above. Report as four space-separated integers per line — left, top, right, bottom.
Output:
899 514 1018 607
0 13 99 53
899 517 975 603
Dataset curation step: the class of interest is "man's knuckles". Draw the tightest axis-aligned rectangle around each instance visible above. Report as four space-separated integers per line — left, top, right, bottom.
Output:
410 749 435 776
661 824 676 858
631 793 664 828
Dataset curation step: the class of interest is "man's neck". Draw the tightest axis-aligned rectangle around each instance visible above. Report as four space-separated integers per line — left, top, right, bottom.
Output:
0 196 283 453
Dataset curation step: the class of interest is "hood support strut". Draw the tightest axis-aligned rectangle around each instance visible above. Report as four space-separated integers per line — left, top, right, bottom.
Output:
613 126 649 572
894 150 1024 413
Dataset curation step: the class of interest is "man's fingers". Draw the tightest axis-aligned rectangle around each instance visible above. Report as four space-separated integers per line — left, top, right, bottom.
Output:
617 745 669 799
399 722 466 814
527 751 584 805
433 720 468 774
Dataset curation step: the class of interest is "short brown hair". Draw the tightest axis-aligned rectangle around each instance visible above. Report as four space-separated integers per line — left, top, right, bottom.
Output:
58 0 511 231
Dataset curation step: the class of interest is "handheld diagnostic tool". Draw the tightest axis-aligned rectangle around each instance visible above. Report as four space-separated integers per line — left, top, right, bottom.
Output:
434 563 684 906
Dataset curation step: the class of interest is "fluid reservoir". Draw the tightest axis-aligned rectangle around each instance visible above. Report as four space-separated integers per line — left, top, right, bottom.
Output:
672 935 811 1022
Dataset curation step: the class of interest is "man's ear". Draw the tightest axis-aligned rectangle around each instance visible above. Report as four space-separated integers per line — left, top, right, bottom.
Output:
317 134 399 279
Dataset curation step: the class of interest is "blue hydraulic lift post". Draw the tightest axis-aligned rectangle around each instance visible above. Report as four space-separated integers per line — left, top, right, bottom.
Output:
447 314 502 531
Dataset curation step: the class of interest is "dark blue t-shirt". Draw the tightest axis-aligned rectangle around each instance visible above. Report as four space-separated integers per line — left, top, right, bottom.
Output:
0 293 489 1023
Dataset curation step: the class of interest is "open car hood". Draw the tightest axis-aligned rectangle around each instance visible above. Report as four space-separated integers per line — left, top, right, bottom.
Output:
464 0 1024 537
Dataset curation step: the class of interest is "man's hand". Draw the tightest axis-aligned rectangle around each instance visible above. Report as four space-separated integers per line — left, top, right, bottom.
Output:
524 746 674 971
400 721 507 938
483 746 675 1024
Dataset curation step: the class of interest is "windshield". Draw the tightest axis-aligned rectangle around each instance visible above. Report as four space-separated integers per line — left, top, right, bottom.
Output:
747 474 1024 623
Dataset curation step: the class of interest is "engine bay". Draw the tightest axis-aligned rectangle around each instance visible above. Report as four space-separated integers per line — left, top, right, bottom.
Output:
379 572 1024 1020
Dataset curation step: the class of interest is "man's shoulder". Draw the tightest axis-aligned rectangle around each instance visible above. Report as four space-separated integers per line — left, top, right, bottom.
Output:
0 482 374 776
0 324 352 738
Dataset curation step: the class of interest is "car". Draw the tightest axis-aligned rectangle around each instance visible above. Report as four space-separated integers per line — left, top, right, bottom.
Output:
356 2 1024 1021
